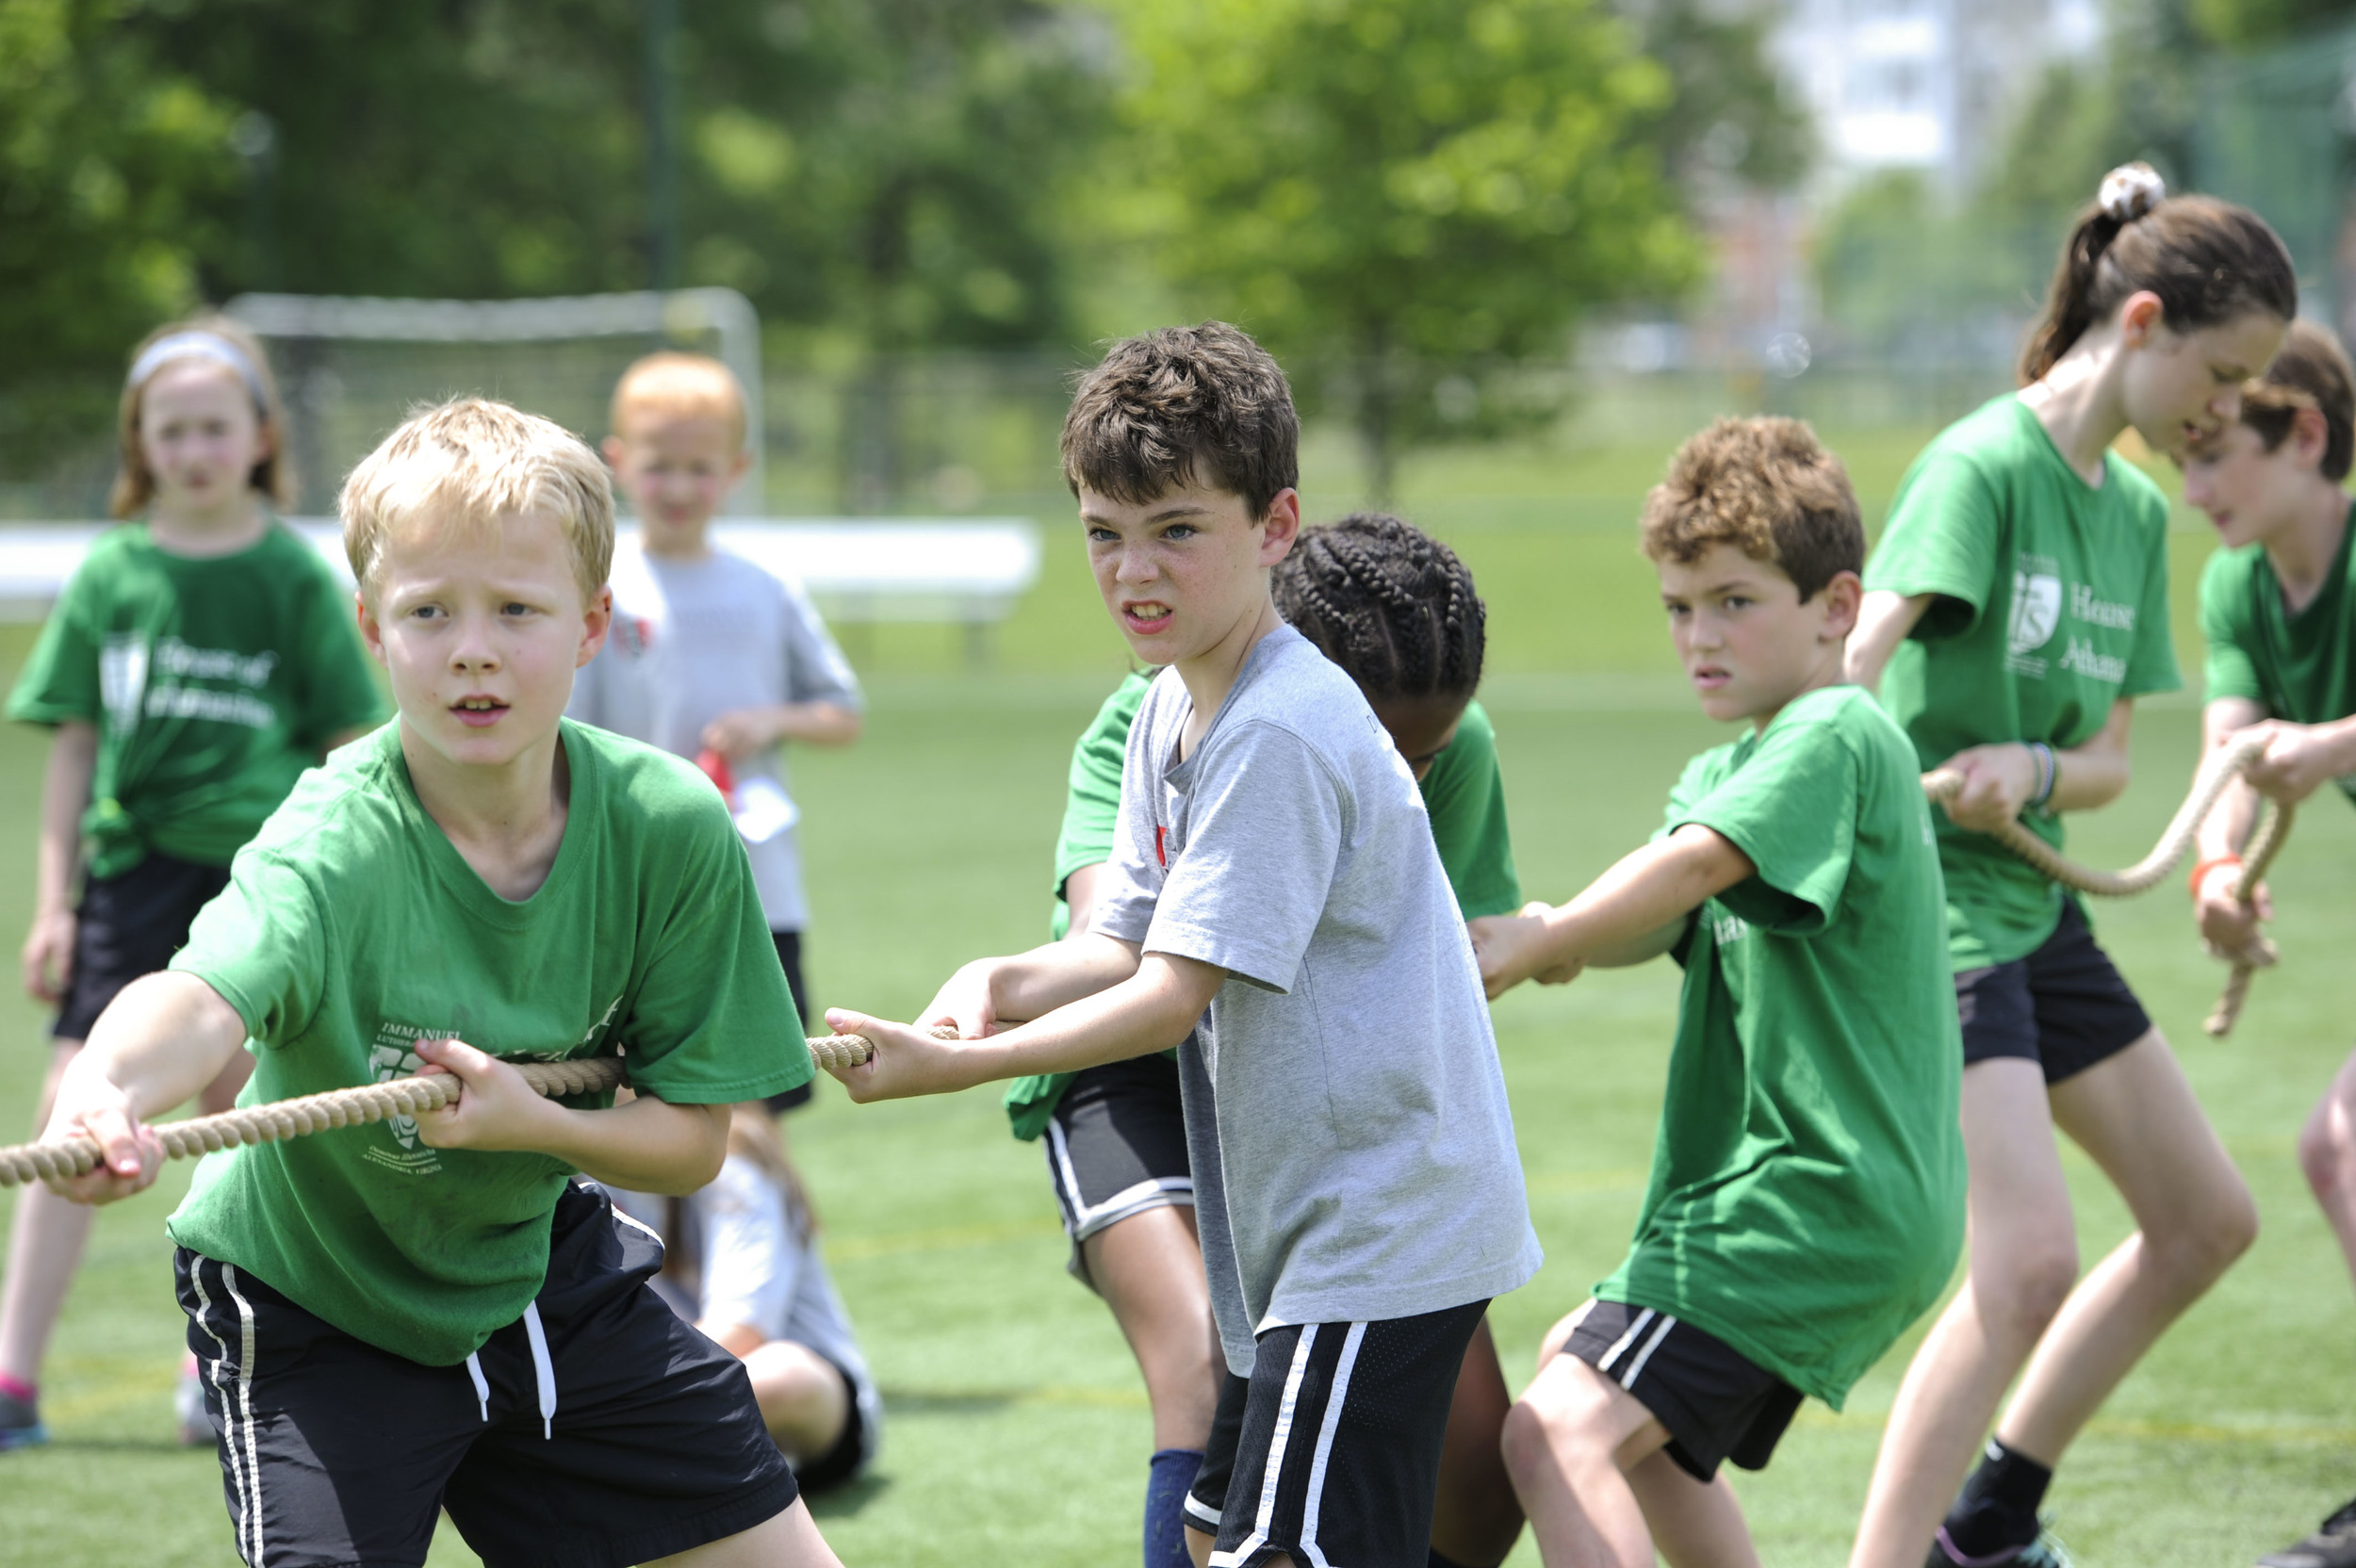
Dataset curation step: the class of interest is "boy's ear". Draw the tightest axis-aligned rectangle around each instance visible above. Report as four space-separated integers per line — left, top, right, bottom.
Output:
1257 487 1302 567
1819 570 1864 642
600 434 628 471
577 585 614 668
353 588 387 667
2293 406 2331 469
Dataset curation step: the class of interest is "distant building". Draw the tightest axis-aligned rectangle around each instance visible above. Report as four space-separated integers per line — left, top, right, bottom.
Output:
1773 0 2102 191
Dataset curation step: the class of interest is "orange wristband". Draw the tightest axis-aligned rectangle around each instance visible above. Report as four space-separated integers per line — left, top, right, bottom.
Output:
2188 855 2242 900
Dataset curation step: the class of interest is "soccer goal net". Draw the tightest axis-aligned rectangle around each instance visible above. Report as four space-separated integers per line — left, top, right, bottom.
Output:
222 287 765 514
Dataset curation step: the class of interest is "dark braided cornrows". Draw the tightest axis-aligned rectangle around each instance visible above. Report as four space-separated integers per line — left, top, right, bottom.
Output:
1273 513 1485 702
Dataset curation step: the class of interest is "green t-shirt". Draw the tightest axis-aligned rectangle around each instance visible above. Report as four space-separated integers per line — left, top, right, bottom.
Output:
165 721 810 1366
2201 499 2356 804
1003 678 1525 1139
6 522 386 878
1599 685 1965 1408
1865 395 2182 969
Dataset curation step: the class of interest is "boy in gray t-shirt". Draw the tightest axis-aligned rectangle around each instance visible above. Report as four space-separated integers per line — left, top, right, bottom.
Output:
569 352 862 1111
821 323 1540 1568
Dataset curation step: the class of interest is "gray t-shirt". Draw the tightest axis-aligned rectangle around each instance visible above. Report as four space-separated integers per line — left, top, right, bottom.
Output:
1094 626 1542 1373
570 542 861 932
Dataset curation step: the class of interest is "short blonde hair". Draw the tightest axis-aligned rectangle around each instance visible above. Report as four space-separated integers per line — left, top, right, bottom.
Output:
113 315 297 519
1641 416 1862 601
609 351 747 448
340 397 614 601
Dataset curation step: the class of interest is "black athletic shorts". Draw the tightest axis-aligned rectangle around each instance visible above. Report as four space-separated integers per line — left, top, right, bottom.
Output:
1955 897 2151 1085
53 850 232 1039
175 1181 798 1568
1562 1298 1804 1483
1043 1053 1193 1288
767 928 813 1114
1187 1299 1488 1568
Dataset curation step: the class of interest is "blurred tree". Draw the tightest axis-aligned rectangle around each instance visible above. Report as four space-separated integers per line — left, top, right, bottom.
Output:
1621 0 1810 194
0 0 240 464
2190 0 2350 45
1112 0 1701 501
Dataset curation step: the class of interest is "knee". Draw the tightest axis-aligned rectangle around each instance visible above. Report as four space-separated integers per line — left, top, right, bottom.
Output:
2152 1175 2260 1285
2299 1099 2356 1205
1498 1396 1560 1489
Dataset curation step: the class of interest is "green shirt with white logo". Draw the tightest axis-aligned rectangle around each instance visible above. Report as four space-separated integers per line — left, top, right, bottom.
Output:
2201 498 2356 804
1599 685 1965 1408
6 522 385 878
166 721 810 1366
1864 395 2182 969
1003 676 1523 1140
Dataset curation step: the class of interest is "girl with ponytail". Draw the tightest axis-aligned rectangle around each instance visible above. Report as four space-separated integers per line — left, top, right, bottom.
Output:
1843 167 2296 1568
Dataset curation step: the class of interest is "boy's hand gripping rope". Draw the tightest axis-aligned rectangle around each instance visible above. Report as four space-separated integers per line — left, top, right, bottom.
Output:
0 1057 629 1189
1920 730 2292 1038
0 1028 966 1188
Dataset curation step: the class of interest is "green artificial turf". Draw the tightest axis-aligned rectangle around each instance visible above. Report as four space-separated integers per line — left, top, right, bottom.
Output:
1 458 2352 1564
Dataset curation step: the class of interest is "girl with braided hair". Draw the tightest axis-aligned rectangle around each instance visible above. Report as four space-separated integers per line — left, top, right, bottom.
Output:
1844 165 2295 1568
999 510 1527 1568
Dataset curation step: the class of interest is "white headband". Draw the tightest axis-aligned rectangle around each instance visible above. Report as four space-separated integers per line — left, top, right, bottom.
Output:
126 332 269 413
2098 163 2166 224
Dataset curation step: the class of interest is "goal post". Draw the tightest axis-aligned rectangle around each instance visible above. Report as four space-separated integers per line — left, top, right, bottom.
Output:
222 287 765 514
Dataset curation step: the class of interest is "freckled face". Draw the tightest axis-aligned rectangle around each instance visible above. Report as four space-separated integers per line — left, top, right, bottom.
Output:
1657 544 1830 726
2122 310 2286 460
138 361 270 514
358 510 611 771
1081 480 1291 666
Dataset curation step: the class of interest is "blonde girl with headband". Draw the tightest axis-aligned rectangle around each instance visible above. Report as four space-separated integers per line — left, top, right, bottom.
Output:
1841 166 2295 1568
0 316 385 1450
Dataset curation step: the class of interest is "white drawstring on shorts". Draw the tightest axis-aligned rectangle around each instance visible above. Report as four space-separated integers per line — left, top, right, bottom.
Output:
460 1300 559 1440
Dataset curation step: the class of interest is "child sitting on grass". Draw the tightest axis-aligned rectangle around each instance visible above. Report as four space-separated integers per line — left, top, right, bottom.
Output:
40 397 843 1568
1475 416 1966 1568
822 321 1543 1568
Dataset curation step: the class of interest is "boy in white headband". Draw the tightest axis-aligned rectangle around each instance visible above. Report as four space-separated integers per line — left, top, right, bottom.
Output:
0 315 384 1450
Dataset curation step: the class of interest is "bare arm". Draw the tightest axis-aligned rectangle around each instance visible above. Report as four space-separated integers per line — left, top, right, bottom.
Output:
702 701 863 758
1843 591 1935 693
823 951 1223 1102
1060 862 1105 943
1472 825 1757 1000
22 720 96 1004
920 930 1147 1039
41 971 250 1202
407 1039 729 1195
1932 697 2135 833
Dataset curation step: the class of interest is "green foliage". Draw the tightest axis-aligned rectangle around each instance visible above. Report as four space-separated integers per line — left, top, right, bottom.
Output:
0 0 240 461
1109 0 1702 497
2190 0 2352 45
1623 0 1812 192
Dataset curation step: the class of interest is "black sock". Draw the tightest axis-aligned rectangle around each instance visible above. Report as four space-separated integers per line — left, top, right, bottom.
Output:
1941 1438 2053 1559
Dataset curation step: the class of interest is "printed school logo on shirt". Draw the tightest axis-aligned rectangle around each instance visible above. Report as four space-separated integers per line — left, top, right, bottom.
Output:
2006 558 2064 670
359 992 624 1175
2005 555 2138 686
98 629 282 734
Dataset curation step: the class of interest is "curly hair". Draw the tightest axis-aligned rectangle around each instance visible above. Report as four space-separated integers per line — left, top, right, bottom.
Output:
1273 513 1485 701
1061 321 1299 516
1641 417 1862 600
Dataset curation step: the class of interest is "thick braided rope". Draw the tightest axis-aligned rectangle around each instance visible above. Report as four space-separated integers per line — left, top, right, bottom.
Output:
0 1056 626 1189
2204 797 2295 1038
807 1024 962 1070
1920 730 2269 898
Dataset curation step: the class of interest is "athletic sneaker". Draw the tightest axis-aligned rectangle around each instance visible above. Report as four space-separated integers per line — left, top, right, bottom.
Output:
2258 1497 2356 1568
0 1386 46 1451
1926 1523 2076 1568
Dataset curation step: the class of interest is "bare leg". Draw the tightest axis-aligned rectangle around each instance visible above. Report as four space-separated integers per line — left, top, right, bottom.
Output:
1997 1030 2255 1459
2297 1047 2356 1298
740 1341 852 1464
0 1043 94 1388
1628 1447 1760 1568
1082 1203 1221 1452
1503 1345 1674 1568
1850 1061 2081 1568
647 1496 843 1567
1432 1314 1526 1566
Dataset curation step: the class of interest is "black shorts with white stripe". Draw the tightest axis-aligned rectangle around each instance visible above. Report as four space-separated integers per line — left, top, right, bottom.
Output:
1043 1053 1192 1289
1188 1299 1488 1568
174 1181 798 1568
1562 1298 1805 1483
